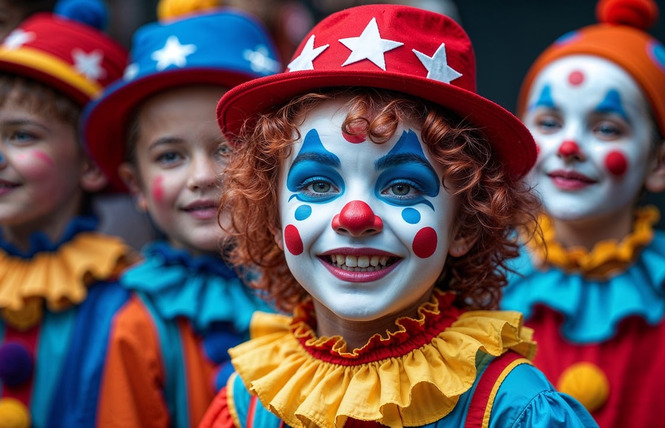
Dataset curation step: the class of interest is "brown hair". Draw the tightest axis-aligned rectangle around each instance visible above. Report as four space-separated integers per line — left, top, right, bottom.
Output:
221 88 539 312
0 73 81 129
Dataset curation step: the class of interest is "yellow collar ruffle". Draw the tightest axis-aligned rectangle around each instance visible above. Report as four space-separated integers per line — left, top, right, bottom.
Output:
0 232 135 328
527 206 658 279
230 290 535 428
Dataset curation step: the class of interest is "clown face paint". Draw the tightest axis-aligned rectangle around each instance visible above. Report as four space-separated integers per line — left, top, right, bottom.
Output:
126 85 228 255
523 55 656 222
277 99 458 322
0 96 85 244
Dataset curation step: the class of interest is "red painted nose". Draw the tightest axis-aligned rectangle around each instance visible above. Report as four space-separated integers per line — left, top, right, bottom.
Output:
558 140 582 158
332 200 383 236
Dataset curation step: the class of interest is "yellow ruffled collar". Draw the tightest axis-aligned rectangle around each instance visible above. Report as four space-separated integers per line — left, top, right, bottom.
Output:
527 206 658 279
0 232 135 329
231 290 535 428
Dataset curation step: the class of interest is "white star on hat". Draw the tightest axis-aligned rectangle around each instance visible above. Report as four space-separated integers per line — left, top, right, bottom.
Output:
151 36 197 71
3 29 34 50
287 35 329 72
244 45 281 75
413 43 462 84
73 48 106 81
339 17 403 70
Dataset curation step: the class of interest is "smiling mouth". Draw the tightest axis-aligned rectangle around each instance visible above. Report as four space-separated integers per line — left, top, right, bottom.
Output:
323 254 398 272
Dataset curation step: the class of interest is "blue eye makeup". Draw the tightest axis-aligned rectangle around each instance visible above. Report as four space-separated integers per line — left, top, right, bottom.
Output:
595 89 630 123
530 84 555 111
374 130 440 209
287 129 344 203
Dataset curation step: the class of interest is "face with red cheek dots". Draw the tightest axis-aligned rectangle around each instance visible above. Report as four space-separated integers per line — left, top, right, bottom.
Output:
523 55 657 223
274 99 463 323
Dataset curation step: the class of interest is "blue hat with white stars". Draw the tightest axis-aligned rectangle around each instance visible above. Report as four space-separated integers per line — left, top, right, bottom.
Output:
82 8 282 192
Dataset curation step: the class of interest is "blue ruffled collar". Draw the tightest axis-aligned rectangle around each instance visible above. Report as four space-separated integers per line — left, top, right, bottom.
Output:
121 241 271 333
0 215 99 258
503 231 665 343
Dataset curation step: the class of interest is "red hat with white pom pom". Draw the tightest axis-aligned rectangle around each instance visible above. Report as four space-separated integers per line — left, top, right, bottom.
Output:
517 0 665 137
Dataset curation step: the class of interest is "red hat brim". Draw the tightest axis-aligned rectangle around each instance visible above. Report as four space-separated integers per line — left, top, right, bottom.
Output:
218 69 537 180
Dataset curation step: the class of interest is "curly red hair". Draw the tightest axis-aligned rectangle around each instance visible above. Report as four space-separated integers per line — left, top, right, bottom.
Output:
220 88 539 312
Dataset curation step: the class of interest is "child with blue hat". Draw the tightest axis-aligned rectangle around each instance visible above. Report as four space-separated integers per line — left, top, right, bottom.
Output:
0 2 135 427
82 1 281 426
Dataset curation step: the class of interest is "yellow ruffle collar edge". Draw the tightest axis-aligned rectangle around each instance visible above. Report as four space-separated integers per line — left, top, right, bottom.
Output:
0 232 134 312
528 206 658 278
230 293 535 428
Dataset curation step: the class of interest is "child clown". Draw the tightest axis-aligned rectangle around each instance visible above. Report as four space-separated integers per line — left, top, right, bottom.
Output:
502 0 665 426
200 4 597 428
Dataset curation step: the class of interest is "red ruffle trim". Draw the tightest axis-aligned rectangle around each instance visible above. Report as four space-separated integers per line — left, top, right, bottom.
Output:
291 291 463 366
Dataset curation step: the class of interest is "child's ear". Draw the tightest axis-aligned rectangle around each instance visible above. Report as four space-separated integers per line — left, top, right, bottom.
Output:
272 226 284 251
448 227 478 258
80 158 108 192
645 141 665 193
118 163 148 212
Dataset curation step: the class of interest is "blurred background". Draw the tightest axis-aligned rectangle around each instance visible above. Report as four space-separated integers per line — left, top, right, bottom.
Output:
104 0 665 229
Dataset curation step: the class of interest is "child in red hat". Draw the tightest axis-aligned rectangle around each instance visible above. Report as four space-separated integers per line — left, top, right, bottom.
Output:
502 0 665 426
0 6 135 428
81 1 281 427
200 4 596 427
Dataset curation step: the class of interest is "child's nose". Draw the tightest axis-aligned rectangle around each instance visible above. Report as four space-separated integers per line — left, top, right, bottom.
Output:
557 140 585 161
187 156 217 190
331 200 383 237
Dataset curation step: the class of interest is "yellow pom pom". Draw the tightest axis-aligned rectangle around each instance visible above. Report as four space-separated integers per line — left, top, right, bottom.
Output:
556 362 610 412
157 0 221 21
0 398 31 428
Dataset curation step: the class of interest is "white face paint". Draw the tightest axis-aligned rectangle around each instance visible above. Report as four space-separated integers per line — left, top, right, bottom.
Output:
277 99 458 322
523 55 656 222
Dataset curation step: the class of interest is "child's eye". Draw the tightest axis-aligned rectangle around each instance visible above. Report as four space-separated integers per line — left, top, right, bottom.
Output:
155 151 184 166
296 177 340 202
534 115 562 134
382 180 421 199
593 121 625 140
306 179 333 194
7 130 38 144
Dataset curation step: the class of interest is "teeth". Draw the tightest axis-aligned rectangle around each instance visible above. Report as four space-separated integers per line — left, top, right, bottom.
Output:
329 254 393 271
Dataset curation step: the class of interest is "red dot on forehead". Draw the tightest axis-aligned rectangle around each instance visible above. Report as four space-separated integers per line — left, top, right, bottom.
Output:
342 130 366 144
568 70 585 86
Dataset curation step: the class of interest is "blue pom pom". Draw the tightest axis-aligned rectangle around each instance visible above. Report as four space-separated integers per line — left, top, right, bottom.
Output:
0 343 34 387
55 0 108 30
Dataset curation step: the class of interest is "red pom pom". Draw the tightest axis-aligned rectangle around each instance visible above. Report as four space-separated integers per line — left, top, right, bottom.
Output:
596 0 659 30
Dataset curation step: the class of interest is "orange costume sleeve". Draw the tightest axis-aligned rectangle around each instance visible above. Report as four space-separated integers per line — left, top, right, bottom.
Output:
97 295 170 428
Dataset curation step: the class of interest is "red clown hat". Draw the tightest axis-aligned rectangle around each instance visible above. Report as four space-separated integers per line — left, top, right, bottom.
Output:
0 13 127 106
217 4 537 179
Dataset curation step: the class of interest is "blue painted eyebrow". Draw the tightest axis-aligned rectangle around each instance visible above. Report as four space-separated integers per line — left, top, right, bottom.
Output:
374 129 437 175
595 89 629 122
290 128 340 169
529 84 555 111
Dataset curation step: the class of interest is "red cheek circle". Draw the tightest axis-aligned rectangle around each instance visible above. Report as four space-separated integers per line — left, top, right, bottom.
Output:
284 224 304 255
33 150 54 167
568 70 585 86
604 151 628 176
152 176 164 202
412 227 437 259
